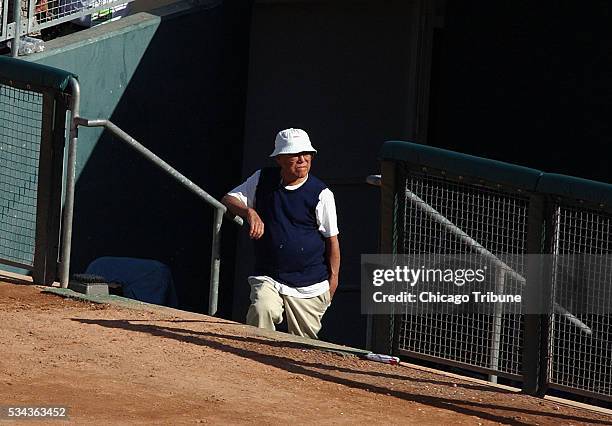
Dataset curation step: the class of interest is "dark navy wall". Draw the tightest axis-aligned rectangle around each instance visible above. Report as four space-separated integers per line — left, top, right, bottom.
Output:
428 1 612 183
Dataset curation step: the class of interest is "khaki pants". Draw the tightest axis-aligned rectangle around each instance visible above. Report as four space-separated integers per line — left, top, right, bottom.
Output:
246 277 331 339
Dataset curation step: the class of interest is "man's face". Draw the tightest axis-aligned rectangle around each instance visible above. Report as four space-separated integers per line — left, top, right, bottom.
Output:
275 152 313 180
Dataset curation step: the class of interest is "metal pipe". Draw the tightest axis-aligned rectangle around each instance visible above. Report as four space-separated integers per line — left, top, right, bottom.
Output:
366 174 382 186
72 117 244 315
11 0 21 57
406 188 525 282
405 188 592 334
1 0 8 39
365 174 381 350
208 208 223 315
58 77 80 288
548 206 562 346
488 267 506 383
74 118 244 227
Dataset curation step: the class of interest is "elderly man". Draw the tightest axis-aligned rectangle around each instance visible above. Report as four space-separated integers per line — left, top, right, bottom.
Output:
221 128 340 339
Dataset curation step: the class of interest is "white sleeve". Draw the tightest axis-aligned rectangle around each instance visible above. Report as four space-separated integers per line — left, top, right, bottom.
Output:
227 170 260 209
316 188 339 238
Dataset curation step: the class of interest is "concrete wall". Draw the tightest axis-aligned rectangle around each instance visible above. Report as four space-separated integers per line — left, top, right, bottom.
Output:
25 0 252 316
233 0 427 347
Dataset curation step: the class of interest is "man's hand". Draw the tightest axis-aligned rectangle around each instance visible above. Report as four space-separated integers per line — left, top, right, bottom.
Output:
221 195 265 240
246 208 264 240
328 275 339 300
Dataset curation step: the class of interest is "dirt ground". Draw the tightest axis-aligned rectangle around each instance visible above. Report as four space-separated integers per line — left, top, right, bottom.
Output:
1 279 611 425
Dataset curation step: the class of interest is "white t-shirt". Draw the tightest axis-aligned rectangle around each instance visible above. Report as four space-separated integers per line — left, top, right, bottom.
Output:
227 170 339 298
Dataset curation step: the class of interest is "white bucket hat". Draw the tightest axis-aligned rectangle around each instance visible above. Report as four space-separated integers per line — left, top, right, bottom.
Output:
269 128 317 157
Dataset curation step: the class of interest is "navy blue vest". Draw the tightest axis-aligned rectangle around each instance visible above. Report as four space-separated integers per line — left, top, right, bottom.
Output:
254 167 329 287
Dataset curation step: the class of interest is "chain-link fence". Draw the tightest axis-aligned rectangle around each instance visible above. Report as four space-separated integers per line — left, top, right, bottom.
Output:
377 140 612 404
0 85 43 268
548 204 612 400
396 172 527 379
0 0 132 47
0 56 77 285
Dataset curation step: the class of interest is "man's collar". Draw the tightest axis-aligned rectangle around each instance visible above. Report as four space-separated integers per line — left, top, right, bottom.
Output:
281 174 309 189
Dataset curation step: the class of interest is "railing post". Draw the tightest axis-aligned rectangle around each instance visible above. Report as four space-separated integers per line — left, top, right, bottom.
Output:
370 161 397 353
32 93 56 284
208 207 224 316
11 0 21 57
488 267 505 383
59 77 80 288
522 194 550 395
45 98 71 284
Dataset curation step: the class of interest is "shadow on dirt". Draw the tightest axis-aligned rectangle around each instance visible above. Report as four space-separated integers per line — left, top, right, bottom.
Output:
0 275 32 286
73 318 609 426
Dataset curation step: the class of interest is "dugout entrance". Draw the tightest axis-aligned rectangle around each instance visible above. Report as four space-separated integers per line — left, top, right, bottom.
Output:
0 57 243 316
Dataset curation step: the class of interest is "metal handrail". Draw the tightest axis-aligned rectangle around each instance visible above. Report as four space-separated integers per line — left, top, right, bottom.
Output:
60 76 243 316
59 77 80 291
366 174 592 335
